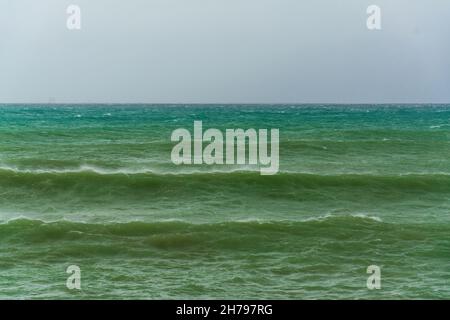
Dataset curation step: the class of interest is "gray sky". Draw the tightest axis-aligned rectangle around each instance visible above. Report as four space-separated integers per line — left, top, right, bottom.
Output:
0 0 449 103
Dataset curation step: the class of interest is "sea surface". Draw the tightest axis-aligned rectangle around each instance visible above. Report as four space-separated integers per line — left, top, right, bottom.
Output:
0 104 449 299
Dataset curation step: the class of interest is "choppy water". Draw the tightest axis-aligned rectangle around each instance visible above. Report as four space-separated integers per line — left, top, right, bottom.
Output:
0 104 449 299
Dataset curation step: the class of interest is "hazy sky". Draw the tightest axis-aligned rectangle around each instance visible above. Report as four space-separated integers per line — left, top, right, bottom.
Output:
0 0 449 103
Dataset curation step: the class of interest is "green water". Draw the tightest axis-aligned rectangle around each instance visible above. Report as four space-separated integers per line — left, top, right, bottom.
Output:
0 104 449 299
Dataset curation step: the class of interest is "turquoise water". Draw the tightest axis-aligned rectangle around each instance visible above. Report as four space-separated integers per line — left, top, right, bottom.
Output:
0 104 449 299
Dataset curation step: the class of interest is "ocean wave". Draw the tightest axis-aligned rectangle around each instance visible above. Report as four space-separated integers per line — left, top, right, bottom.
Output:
0 215 387 245
2 166 450 199
1 164 450 177
0 213 383 226
0 164 261 176
1 215 446 253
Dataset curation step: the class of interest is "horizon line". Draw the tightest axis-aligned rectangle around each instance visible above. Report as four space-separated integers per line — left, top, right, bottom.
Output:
1 102 449 106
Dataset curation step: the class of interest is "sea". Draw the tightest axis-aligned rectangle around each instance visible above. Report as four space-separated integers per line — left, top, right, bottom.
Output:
0 104 449 299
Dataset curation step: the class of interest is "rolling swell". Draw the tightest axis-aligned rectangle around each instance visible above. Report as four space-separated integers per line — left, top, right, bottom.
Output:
1 167 450 193
0 215 439 249
0 216 448 272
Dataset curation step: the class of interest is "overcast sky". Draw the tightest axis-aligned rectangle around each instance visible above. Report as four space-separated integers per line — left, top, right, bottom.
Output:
0 0 449 103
